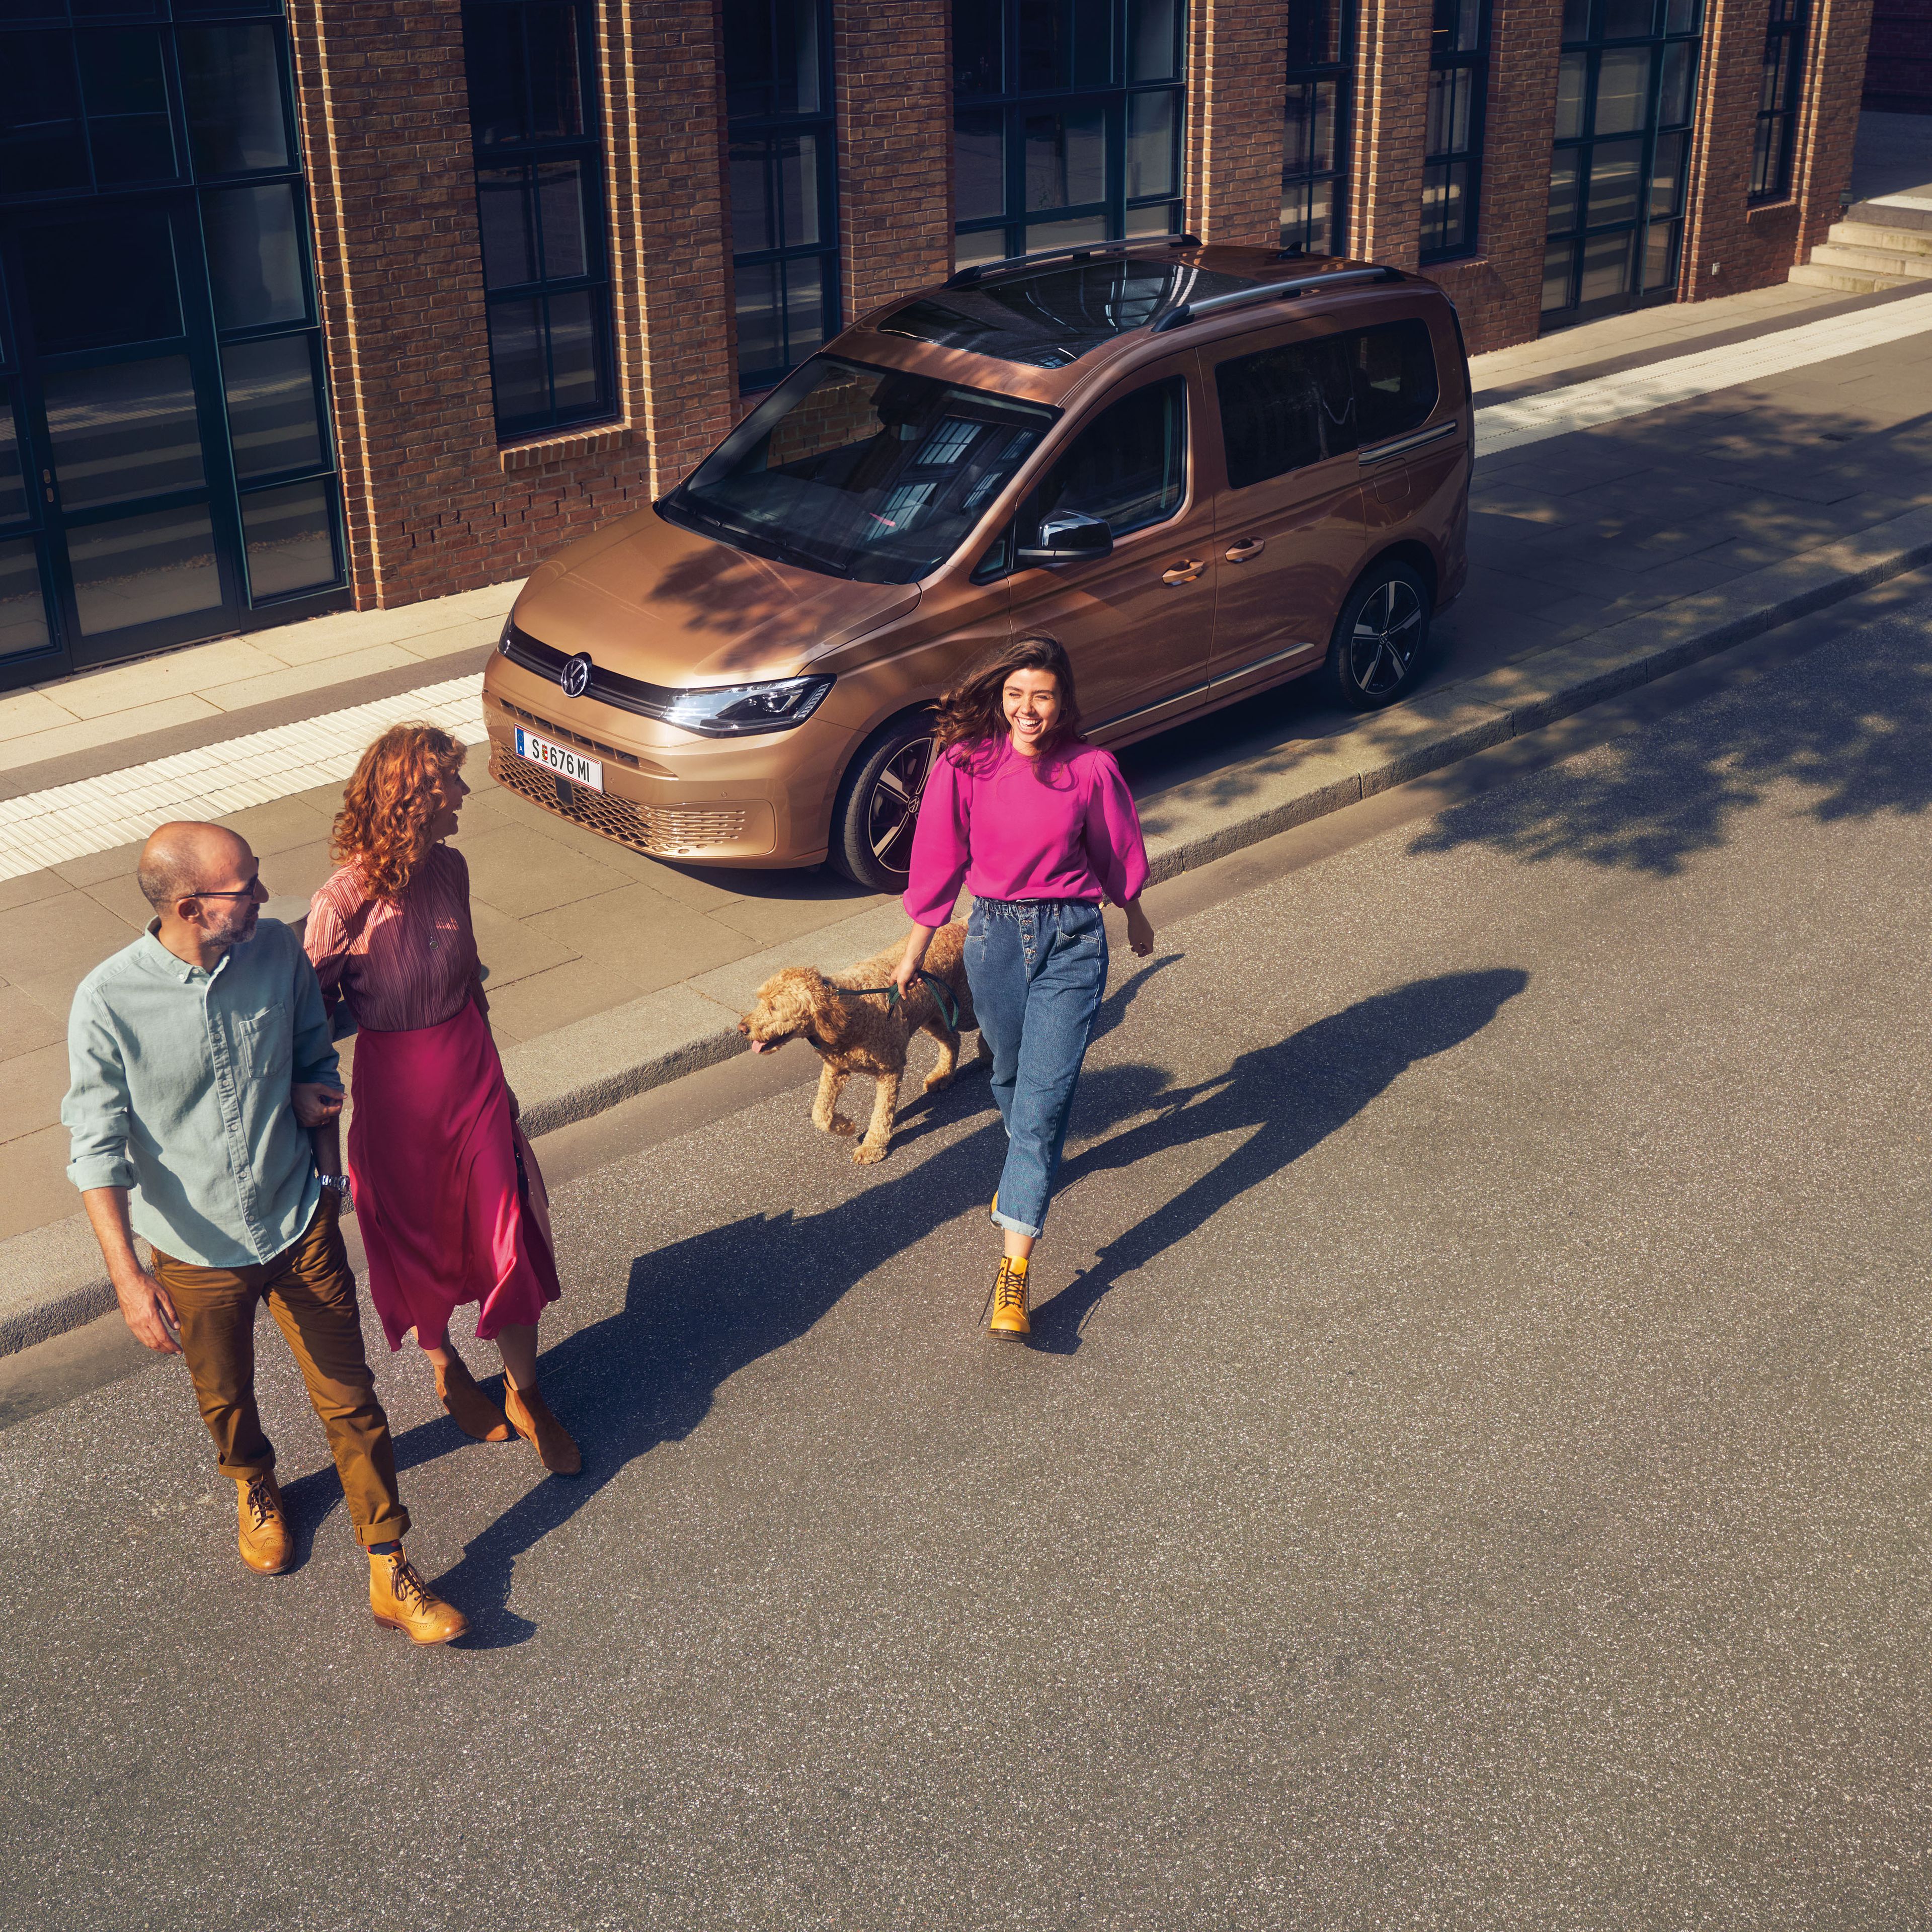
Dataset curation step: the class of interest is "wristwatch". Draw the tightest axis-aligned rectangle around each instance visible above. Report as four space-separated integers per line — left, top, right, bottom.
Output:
318 1173 352 1200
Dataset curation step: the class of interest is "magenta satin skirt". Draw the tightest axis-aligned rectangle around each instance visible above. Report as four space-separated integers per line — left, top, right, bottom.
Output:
347 998 561 1352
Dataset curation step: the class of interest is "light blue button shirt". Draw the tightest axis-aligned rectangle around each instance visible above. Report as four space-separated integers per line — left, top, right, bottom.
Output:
63 917 341 1269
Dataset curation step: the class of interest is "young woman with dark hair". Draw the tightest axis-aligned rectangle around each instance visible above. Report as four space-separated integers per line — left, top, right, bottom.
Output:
304 723 580 1475
892 635 1154 1337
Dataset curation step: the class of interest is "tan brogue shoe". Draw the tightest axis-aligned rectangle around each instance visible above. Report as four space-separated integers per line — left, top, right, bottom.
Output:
988 1256 1031 1339
503 1380 583 1476
235 1471 292 1575
434 1351 513 1442
369 1547 468 1645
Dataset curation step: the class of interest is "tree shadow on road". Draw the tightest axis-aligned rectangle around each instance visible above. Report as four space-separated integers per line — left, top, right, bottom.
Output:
1407 578 1932 877
320 964 1520 1641
1028 967 1531 1352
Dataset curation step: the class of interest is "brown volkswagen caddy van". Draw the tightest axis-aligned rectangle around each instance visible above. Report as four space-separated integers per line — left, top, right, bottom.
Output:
481 239 1472 892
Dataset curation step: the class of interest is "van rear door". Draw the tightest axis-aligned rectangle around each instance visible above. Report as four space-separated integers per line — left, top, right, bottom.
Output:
1202 324 1367 688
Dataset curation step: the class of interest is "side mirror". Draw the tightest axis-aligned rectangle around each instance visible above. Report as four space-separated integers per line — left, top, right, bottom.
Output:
1016 511 1114 567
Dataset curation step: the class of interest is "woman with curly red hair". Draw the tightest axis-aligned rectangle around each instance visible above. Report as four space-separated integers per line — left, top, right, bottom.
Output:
304 722 579 1475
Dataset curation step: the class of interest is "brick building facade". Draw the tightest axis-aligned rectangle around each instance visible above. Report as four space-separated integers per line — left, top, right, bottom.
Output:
0 0 1874 687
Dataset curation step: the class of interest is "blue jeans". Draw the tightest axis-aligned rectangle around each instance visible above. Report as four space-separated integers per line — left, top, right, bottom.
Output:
967 898 1108 1240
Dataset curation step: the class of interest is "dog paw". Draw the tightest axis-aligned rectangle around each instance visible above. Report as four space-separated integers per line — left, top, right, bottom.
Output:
851 1143 888 1164
922 1073 954 1094
822 1115 855 1137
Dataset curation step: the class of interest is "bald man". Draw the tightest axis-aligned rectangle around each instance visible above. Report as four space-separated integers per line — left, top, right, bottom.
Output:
63 822 466 1645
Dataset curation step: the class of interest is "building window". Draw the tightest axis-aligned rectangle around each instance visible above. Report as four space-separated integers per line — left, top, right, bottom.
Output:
1281 0 1354 256
725 0 839 393
1543 0 1704 328
1421 0 1489 260
0 0 345 685
1750 0 1807 203
952 0 1187 272
461 0 615 440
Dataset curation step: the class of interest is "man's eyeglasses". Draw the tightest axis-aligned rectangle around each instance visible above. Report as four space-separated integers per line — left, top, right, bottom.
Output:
180 886 262 903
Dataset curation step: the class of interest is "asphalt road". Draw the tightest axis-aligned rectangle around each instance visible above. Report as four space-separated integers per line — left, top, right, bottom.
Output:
6 587 1932 1931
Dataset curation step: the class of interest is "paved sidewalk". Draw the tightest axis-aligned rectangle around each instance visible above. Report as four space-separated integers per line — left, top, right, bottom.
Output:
4 276 1932 1266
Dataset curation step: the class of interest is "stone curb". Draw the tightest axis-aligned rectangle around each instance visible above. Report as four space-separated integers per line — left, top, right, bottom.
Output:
6 501 1931 1357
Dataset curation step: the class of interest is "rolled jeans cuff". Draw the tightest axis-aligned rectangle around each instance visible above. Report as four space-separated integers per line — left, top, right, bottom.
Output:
990 1202 1043 1240
353 1505 411 1551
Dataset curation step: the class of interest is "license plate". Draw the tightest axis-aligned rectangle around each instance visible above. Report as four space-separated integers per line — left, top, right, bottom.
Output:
515 727 603 792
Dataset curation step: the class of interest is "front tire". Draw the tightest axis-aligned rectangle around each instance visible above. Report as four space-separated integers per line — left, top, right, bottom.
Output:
830 714 937 892
1324 560 1431 711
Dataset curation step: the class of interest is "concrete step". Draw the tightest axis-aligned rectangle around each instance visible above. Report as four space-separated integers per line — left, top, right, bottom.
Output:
1847 197 1932 233
1809 239 1932 278
1788 260 1924 293
1826 219 1932 258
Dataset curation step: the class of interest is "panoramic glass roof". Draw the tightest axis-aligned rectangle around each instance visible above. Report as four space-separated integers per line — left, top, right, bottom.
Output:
877 256 1266 370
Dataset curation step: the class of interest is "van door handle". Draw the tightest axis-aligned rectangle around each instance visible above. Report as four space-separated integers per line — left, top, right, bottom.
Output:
1161 559 1206 585
1225 539 1265 561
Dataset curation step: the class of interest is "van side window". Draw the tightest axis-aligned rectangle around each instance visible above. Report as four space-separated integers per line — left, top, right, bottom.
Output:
1347 319 1439 445
1024 375 1187 545
1215 338 1356 489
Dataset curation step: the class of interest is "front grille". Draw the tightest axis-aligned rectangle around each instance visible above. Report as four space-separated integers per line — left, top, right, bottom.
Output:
495 698 645 771
499 622 679 722
490 743 748 855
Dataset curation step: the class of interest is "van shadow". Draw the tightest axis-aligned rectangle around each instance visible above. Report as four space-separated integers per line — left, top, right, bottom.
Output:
319 964 1521 1642
1028 966 1531 1352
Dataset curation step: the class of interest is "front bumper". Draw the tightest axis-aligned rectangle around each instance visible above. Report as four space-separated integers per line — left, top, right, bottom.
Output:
481 655 849 868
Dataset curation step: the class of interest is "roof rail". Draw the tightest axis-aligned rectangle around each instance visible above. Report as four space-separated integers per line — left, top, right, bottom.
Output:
945 233 1203 290
1149 265 1401 334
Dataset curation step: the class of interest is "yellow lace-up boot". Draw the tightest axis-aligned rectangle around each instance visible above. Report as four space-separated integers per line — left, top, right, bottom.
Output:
369 1546 469 1645
988 1255 1031 1338
234 1471 291 1575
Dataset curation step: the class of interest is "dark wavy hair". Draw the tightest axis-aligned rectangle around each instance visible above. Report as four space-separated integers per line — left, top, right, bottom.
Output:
932 633 1083 766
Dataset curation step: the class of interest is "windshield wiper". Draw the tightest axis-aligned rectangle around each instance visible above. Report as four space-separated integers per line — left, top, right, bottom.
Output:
669 493 854 580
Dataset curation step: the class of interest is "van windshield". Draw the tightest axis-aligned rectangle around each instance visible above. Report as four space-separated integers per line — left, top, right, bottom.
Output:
662 356 1057 585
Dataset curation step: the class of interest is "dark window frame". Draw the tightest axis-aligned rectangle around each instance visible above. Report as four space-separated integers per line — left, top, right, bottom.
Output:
1420 0 1490 263
1281 0 1354 258
1749 0 1807 205
726 0 841 394
460 0 617 442
952 0 1188 272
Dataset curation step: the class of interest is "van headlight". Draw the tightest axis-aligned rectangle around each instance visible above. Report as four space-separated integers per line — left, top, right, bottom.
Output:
662 675 835 737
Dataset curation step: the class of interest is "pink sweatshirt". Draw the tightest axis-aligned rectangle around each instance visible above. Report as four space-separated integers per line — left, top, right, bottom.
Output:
903 735 1151 927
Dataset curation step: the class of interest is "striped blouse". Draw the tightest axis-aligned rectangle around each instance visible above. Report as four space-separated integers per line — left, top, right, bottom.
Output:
304 844 481 1035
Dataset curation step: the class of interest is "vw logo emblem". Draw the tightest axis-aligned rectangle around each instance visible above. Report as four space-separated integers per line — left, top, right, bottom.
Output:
559 653 593 700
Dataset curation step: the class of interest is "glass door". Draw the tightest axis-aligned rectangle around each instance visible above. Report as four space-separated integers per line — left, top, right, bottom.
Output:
0 0 346 692
1541 0 1703 329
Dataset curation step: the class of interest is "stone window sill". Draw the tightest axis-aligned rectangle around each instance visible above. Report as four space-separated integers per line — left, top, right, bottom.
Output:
500 423 631 472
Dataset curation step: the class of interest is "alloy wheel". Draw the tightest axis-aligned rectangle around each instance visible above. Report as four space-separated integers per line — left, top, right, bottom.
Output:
1348 579 1425 697
864 733 935 876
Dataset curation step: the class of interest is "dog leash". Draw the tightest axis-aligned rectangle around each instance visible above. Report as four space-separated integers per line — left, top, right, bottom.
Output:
832 970 962 1033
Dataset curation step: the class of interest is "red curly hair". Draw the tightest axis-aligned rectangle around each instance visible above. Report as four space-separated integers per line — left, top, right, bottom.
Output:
331 722 466 900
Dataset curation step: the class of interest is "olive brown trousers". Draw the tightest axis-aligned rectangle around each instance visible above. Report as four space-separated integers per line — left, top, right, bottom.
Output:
149 1200 409 1549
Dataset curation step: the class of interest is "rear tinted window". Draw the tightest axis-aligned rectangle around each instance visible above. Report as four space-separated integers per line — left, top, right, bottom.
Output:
1348 318 1439 444
1216 337 1354 488
1215 317 1440 488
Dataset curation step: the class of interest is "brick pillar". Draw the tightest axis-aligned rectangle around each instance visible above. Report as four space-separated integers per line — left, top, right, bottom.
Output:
1350 0 1433 265
1679 0 1870 301
1186 0 1290 246
604 0 738 485
835 0 954 320
286 0 496 605
1424 0 1565 353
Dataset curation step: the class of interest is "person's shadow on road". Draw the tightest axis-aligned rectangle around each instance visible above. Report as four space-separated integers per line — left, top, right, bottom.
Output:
325 963 1523 1643
1026 965 1531 1351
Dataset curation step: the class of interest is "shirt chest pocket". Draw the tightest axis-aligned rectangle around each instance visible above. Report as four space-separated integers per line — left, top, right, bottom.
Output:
232 1004 291 1079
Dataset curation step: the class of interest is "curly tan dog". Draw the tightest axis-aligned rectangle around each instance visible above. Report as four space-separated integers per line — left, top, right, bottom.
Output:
737 920 982 1164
